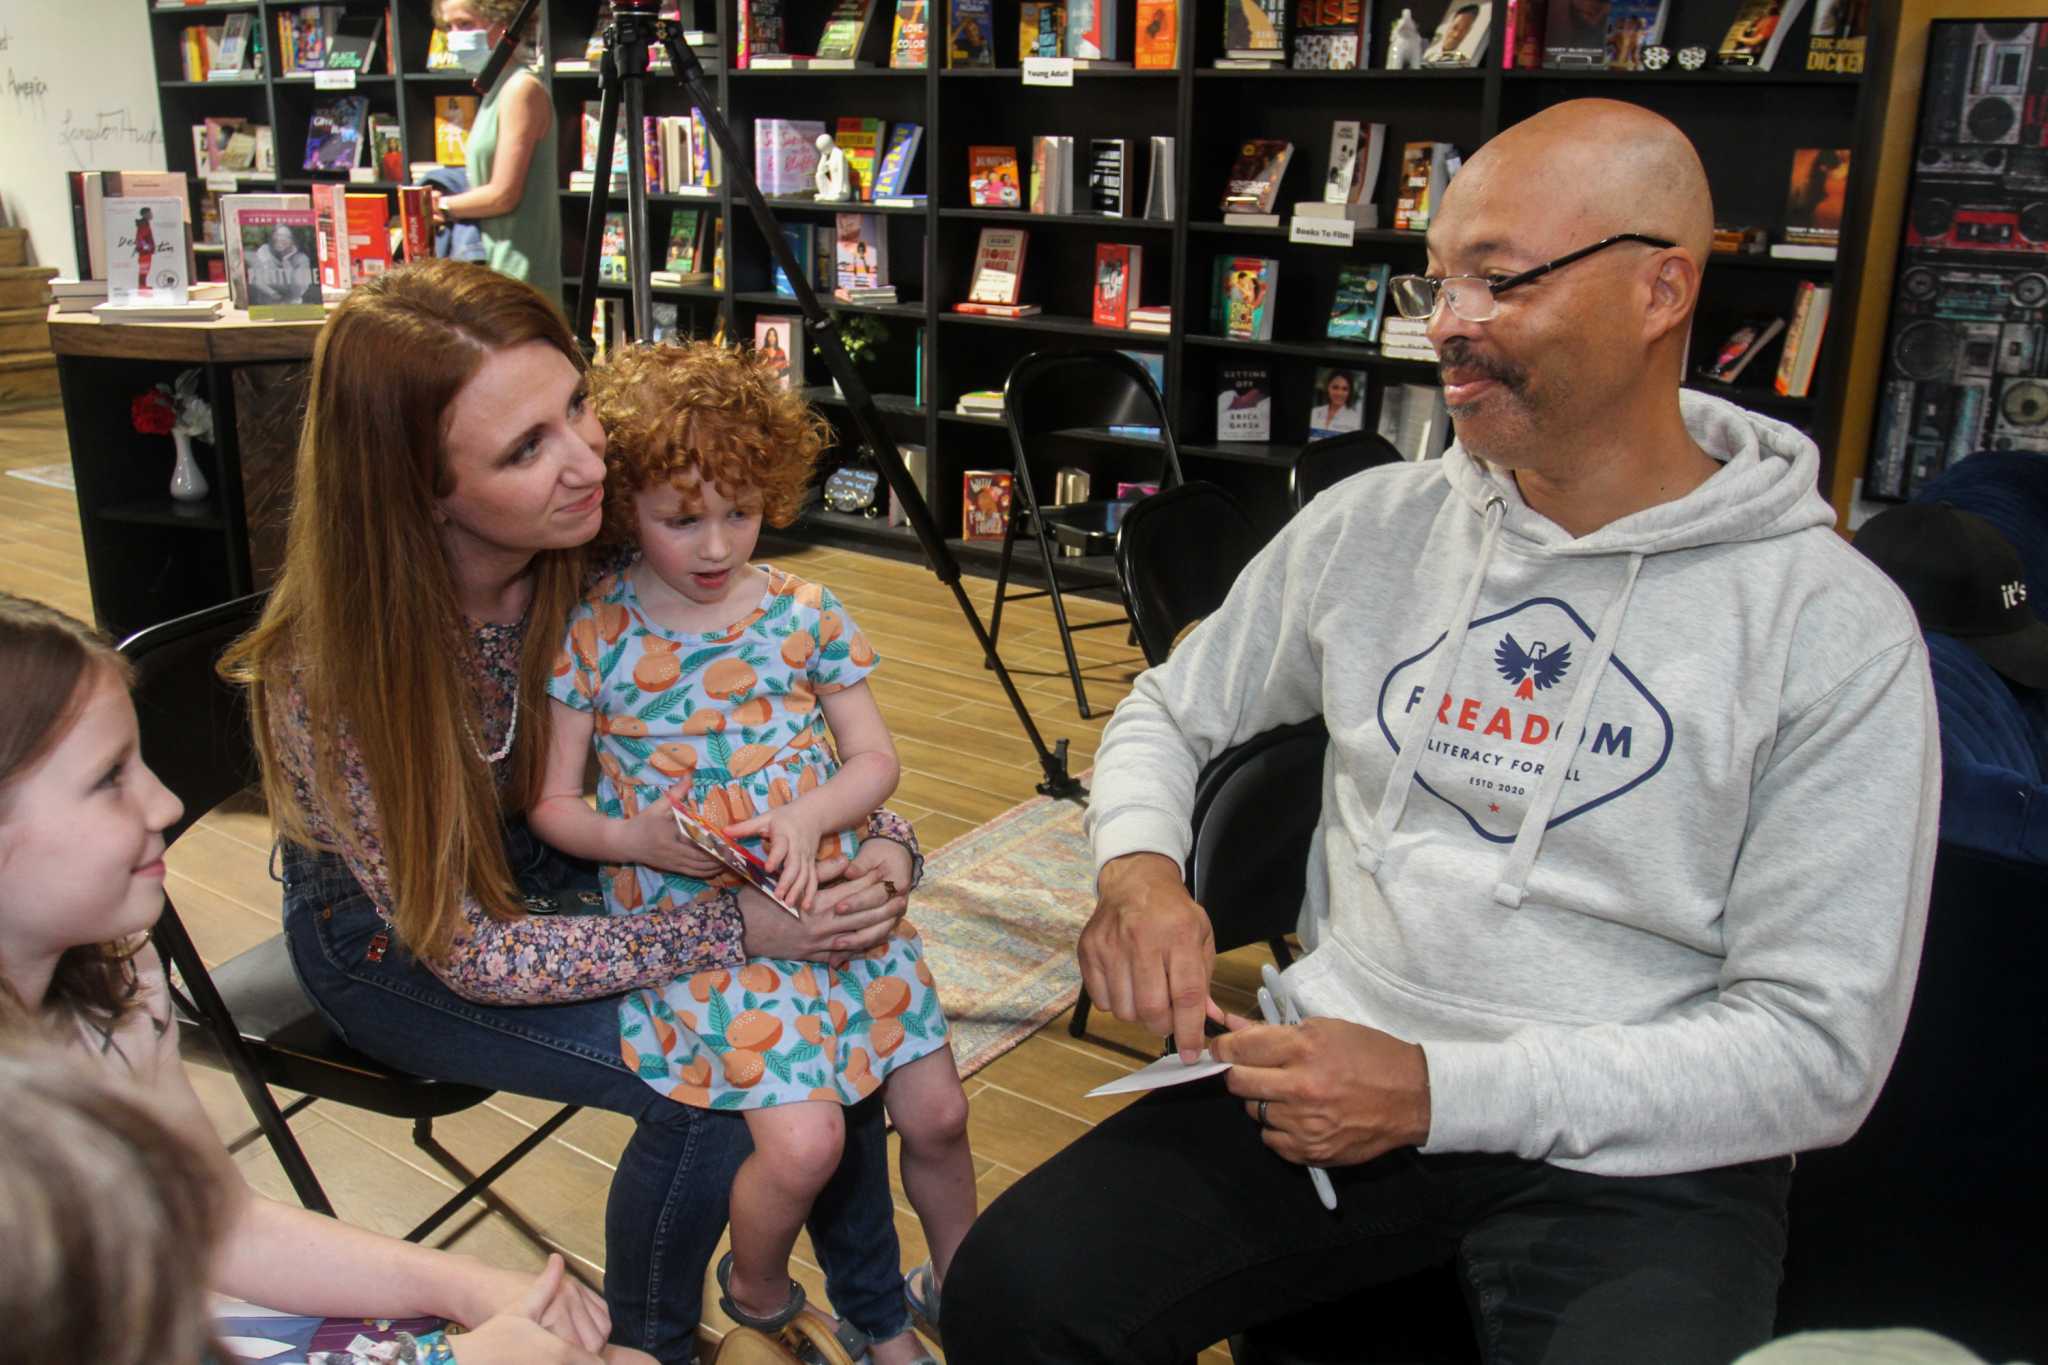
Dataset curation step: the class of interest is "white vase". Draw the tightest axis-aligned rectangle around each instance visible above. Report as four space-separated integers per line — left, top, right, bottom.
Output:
170 430 210 506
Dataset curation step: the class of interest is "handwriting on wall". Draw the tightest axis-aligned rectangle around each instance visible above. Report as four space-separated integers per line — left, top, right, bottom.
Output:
3 21 164 169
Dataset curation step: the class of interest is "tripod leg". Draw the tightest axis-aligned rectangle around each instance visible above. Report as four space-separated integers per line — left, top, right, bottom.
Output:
574 54 624 350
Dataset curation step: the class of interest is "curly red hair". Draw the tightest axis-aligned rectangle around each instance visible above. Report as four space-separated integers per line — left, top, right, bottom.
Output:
589 340 829 542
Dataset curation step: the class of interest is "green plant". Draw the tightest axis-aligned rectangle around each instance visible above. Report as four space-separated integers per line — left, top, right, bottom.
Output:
837 313 888 367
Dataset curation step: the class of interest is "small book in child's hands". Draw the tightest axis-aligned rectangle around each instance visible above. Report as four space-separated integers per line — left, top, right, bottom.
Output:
673 805 803 916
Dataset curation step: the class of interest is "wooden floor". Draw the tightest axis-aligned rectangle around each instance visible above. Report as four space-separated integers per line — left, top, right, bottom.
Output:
0 405 1266 1362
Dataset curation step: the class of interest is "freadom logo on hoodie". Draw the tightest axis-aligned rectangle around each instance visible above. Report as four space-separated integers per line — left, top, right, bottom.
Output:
1375 597 1673 843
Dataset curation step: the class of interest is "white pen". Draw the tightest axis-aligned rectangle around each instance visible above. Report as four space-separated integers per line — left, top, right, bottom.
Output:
1256 963 1339 1211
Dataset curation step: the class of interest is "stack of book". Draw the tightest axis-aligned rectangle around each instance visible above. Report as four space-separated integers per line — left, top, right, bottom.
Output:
1379 316 1439 362
655 209 713 286
835 213 896 303
645 111 724 195
956 389 1006 418
1296 121 1384 225
1129 304 1172 336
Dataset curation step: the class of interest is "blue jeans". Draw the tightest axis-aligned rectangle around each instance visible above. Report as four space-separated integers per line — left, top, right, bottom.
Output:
945 1077 1792 1364
278 821 909 1363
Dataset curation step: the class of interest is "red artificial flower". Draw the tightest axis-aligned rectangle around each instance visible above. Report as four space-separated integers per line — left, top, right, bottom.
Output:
131 389 178 436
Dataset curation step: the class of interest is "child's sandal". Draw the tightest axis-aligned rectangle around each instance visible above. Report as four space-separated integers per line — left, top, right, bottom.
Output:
716 1250 809 1333
903 1260 941 1343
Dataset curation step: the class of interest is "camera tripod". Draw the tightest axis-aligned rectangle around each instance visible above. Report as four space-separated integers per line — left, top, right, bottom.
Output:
474 0 1083 799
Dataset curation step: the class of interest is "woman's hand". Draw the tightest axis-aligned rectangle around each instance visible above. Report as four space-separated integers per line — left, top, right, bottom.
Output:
616 791 725 880
450 1254 610 1362
807 834 914 967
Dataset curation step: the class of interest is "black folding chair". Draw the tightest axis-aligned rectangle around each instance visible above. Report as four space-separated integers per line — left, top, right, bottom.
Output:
991 349 1184 718
1113 481 1262 669
122 594 578 1241
1290 429 1403 514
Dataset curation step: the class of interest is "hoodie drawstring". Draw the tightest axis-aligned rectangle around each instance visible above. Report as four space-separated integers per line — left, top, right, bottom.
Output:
1358 495 1508 875
1491 551 1644 907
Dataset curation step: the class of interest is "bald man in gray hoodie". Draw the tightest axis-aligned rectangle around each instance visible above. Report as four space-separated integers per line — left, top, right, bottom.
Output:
944 100 1938 1363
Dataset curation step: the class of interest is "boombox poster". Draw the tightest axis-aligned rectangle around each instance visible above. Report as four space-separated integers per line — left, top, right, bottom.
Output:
1872 20 2048 500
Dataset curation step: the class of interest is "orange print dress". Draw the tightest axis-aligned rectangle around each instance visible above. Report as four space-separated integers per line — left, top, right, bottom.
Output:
548 562 948 1111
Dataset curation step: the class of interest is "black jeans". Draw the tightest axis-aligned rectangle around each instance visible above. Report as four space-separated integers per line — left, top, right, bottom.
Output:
944 1079 1790 1364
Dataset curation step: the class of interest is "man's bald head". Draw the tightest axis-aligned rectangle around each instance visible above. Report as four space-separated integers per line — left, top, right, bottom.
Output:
1438 100 1714 265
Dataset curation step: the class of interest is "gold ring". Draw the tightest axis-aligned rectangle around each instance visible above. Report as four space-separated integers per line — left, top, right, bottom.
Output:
1257 1099 1270 1128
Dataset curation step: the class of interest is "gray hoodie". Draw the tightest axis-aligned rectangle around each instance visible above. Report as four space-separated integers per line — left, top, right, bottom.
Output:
1087 391 1940 1176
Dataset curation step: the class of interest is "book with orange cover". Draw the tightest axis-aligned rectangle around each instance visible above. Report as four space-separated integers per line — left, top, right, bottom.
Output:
1135 0 1179 66
969 145 1022 207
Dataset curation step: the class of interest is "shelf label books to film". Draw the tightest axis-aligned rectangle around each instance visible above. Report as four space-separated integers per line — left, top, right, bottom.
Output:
1290 215 1355 246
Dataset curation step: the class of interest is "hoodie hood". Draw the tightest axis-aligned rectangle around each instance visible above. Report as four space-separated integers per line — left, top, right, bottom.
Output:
1440 389 1837 557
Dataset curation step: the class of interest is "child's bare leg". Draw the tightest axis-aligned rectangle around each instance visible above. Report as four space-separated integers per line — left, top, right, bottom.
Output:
882 1047 976 1283
726 1103 845 1319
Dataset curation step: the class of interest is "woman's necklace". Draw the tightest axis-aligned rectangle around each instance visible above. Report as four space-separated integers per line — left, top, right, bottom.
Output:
465 673 520 765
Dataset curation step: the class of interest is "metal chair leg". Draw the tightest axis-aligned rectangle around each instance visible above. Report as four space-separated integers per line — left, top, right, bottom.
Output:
1031 513 1093 718
403 1104 583 1243
1070 985 1093 1038
988 505 1024 663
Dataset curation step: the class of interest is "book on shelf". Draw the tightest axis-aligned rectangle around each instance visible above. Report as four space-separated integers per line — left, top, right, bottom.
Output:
1328 263 1391 343
739 0 787 66
220 192 309 303
1216 364 1273 441
755 315 804 390
1392 141 1457 231
1775 280 1830 397
1781 147 1849 248
104 196 191 308
213 12 252 76
965 226 1029 303
888 444 932 527
953 301 1043 316
1770 242 1837 261
836 117 889 200
70 172 193 282
1069 0 1118 59
1225 0 1288 58
435 96 478 167
963 470 1014 539
1602 0 1665 70
746 54 814 66
892 0 932 67
309 183 345 289
818 0 879 62
323 10 385 72
837 287 900 304
369 114 402 183
1806 0 1864 74
875 195 928 207
771 223 832 296
1379 315 1440 361
1378 382 1450 458
873 123 924 199
181 23 221 81
238 208 325 318
1223 139 1294 219
956 389 1006 414
1318 120 1384 215
1308 366 1367 438
949 0 995 65
425 28 461 70
1541 0 1607 67
92 300 223 322
1698 315 1786 385
397 186 434 266
712 217 726 290
1089 138 1131 218
969 145 1023 208
1293 0 1369 69
1030 136 1074 214
1717 0 1809 70
1142 136 1176 221
836 213 890 290
1215 255 1279 339
1424 1 1491 66
649 302 682 344
589 296 624 360
754 118 828 195
304 96 369 173
599 211 629 284
276 5 342 74
1135 0 1179 67
51 278 109 315
1093 243 1143 328
1129 304 1173 334
1501 0 1546 67
1020 2 1067 57
658 210 711 282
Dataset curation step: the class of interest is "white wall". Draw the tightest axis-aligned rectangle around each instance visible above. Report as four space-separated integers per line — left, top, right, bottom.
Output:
0 0 167 275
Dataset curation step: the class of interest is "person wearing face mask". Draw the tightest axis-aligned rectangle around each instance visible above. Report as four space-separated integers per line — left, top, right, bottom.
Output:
433 0 560 297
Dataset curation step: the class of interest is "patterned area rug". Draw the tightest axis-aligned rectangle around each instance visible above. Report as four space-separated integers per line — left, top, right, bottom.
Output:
914 785 1096 1079
4 461 74 491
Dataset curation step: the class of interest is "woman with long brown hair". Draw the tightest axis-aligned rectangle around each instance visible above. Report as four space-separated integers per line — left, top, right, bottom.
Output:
223 259 925 1363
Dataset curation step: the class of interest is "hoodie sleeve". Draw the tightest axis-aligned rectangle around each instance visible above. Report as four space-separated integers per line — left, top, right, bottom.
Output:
1421 635 1941 1174
1085 505 1339 877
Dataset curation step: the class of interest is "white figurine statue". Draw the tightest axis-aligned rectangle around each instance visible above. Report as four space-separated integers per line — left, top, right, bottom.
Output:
1387 8 1424 69
814 133 850 202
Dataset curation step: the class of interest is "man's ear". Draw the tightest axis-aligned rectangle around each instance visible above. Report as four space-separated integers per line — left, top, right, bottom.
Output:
1644 252 1700 346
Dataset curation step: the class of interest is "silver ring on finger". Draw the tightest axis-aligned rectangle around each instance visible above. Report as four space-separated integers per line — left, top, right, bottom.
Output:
1257 1098 1270 1128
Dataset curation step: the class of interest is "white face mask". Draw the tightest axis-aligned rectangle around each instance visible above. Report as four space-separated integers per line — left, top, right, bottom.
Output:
446 27 492 72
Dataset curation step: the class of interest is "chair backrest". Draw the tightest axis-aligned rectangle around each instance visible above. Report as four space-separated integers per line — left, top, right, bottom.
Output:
1114 481 1262 668
119 593 268 849
1002 349 1183 502
1910 451 2048 614
1186 720 1330 955
1290 429 1403 514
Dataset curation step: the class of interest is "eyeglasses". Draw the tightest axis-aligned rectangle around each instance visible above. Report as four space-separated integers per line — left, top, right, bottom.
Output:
1388 234 1677 324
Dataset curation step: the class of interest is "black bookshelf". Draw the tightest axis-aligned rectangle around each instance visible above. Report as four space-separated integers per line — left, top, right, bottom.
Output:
147 0 1870 556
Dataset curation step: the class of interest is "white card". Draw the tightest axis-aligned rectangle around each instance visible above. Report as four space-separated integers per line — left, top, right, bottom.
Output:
1085 1049 1232 1097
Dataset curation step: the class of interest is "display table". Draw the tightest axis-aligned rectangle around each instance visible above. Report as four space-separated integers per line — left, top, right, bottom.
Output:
50 307 323 639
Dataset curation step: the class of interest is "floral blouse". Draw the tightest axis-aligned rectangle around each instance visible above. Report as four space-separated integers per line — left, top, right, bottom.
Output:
269 613 922 1006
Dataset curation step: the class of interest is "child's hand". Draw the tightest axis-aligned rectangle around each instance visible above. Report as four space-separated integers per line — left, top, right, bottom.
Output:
726 804 830 911
623 793 725 879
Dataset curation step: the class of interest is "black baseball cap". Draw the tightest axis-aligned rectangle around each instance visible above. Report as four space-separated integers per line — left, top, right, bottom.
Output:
1855 502 2048 689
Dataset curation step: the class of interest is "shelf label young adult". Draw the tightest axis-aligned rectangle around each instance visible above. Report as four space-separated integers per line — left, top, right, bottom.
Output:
1289 216 1356 247
314 68 357 90
1022 56 1074 86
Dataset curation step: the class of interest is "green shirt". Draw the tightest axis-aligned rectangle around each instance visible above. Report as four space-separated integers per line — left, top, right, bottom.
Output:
467 65 562 298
